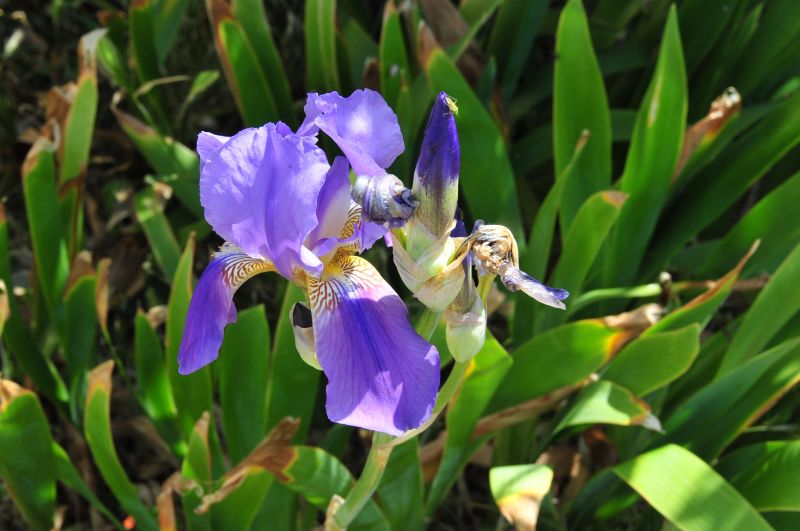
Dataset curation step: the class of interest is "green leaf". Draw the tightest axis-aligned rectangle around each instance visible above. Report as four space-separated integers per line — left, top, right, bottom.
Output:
166 236 213 439
134 312 181 453
553 0 612 231
22 139 70 319
96 33 133 91
84 362 158 530
182 413 213 531
717 441 800 512
207 0 280 126
379 2 411 108
205 420 388 529
0 380 56 529
605 6 687 287
554 190 626 294
491 319 630 412
339 16 377 92
699 170 800 278
305 0 340 92
63 273 98 381
644 243 756 336
212 470 273 530
377 439 424 531
537 190 626 332
130 0 160 82
513 131 589 344
590 0 645 48
231 0 295 125
427 336 512 511
717 241 800 375
178 70 220 122
603 325 700 397
646 89 800 276
265 283 319 440
113 108 202 217
659 337 800 460
616 445 771 531
488 0 548 101
490 464 553 530
152 0 190 63
555 380 658 434
425 48 524 239
281 446 389 529
732 0 800 96
59 29 102 256
678 0 740 74
0 206 67 404
134 187 181 280
220 305 270 463
52 442 122 527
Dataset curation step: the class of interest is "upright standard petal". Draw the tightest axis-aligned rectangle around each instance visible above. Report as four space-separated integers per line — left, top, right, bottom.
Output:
413 92 460 238
178 245 274 374
200 123 329 278
301 89 404 177
308 255 439 435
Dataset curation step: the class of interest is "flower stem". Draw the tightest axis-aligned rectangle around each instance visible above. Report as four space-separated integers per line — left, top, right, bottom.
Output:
329 432 394 529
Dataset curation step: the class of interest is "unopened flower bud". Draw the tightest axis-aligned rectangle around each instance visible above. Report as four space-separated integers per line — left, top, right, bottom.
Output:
410 92 460 242
391 93 466 312
443 239 486 362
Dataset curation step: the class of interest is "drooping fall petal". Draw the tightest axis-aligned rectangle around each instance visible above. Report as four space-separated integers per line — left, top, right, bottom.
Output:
308 255 439 435
178 246 274 374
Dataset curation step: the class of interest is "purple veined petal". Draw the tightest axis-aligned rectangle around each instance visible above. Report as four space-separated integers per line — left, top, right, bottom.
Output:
500 267 569 310
197 132 230 173
308 255 440 435
200 123 329 279
178 245 275 374
301 89 404 177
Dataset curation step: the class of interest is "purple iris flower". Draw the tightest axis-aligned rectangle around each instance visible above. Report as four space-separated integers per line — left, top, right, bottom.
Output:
178 90 439 436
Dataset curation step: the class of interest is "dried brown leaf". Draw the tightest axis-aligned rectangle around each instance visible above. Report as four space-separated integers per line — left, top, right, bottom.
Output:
196 417 300 514
674 87 741 180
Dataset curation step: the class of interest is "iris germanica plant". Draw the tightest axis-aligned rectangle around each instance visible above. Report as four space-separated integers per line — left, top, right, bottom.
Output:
178 91 438 436
178 89 568 440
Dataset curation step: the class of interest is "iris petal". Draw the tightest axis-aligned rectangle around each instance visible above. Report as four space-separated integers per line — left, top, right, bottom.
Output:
501 267 569 310
308 255 439 435
199 123 329 278
301 90 404 177
177 245 274 374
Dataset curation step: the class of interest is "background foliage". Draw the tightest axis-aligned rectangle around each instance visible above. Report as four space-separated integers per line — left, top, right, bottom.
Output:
1 0 799 529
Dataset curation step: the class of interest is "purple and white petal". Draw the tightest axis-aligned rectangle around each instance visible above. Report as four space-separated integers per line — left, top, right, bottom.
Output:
301 90 404 177
500 267 569 310
200 124 330 278
308 255 439 435
178 245 274 374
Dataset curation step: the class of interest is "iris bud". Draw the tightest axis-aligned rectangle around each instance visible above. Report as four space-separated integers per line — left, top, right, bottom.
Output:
392 92 466 312
443 247 486 362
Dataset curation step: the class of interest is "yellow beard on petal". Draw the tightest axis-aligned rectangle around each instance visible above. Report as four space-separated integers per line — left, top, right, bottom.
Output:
308 255 384 312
